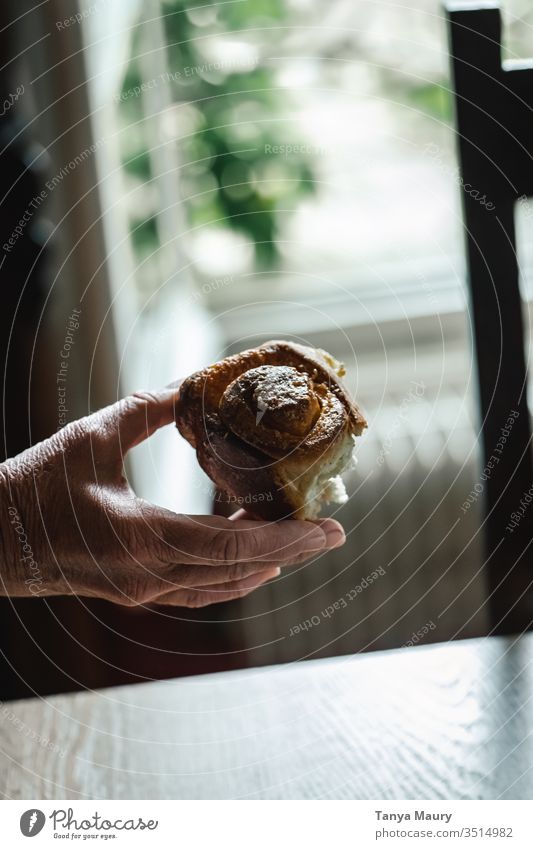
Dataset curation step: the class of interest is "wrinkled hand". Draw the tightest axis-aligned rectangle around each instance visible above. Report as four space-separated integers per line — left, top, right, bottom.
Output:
0 388 345 607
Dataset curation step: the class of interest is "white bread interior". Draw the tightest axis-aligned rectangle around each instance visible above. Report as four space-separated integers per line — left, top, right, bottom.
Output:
277 432 357 519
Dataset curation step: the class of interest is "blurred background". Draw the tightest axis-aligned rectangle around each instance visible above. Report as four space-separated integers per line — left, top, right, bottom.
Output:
1 0 532 697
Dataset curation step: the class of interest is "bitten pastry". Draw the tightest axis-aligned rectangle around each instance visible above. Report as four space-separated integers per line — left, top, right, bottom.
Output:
175 340 367 520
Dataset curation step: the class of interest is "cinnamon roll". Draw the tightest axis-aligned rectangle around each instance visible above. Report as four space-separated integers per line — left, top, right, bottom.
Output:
174 340 367 520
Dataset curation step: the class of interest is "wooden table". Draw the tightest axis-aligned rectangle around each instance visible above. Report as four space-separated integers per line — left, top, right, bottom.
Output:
1 635 533 800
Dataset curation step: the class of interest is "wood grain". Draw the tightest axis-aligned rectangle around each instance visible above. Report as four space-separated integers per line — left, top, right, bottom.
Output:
1 635 533 799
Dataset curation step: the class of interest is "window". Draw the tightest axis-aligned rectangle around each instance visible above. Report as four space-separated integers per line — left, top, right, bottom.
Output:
79 0 532 513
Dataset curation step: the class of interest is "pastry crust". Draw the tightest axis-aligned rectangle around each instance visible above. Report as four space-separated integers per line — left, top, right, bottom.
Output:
175 340 367 520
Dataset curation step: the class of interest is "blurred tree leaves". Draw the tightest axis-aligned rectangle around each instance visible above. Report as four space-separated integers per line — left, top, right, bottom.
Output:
118 0 317 271
407 83 452 122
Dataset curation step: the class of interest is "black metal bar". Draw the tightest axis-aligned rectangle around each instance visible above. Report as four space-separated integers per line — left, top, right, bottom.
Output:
446 1 533 633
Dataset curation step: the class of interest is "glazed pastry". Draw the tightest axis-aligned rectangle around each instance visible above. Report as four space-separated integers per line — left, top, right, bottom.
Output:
175 340 367 520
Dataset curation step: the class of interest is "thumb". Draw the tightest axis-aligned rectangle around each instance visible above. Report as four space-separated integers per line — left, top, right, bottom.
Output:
95 385 182 456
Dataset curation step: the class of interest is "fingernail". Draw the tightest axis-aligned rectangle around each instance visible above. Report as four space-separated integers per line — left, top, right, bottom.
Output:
325 527 345 548
255 567 280 584
316 519 346 549
304 529 328 550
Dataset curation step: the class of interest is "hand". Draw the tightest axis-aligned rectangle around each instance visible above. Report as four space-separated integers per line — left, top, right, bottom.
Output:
0 388 346 607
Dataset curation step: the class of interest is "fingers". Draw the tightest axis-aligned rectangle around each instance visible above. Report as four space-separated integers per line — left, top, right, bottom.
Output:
311 518 346 547
94 386 182 457
154 567 280 607
152 512 345 565
230 509 346 547
106 545 310 607
229 508 263 522
164 542 321 588
229 509 251 521
106 521 325 606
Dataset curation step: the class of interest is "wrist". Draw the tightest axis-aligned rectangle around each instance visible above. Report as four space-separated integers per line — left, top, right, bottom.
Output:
0 460 48 597
0 462 22 593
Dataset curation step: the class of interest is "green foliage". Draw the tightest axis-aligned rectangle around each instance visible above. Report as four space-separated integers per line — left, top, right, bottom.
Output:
129 215 158 256
407 83 452 122
118 0 318 269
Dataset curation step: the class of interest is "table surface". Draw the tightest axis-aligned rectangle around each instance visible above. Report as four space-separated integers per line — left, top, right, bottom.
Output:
1 634 533 800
